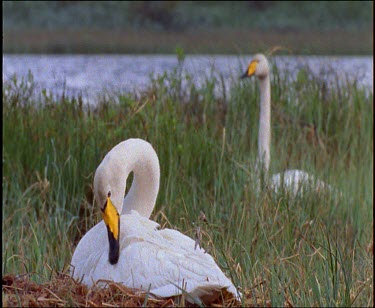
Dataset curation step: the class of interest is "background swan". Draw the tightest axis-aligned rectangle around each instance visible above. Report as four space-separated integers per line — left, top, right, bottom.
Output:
241 54 331 196
71 138 240 304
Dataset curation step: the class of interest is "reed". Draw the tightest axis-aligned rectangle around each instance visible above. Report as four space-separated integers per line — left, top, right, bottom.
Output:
2 55 373 306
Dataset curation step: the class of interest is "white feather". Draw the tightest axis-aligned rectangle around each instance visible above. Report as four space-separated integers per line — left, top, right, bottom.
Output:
71 139 240 303
244 54 333 197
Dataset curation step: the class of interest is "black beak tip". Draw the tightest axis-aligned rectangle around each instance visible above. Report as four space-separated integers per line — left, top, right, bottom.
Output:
109 244 120 265
106 222 120 265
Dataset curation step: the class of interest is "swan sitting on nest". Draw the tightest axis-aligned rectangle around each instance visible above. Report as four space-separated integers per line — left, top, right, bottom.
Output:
70 138 240 304
241 54 332 196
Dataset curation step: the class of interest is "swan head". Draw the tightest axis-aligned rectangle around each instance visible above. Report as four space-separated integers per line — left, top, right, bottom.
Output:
92 138 161 265
93 150 125 266
241 53 269 79
93 151 126 266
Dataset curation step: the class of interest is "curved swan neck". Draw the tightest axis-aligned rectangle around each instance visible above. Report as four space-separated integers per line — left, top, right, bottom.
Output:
94 139 160 218
122 146 160 217
257 75 271 173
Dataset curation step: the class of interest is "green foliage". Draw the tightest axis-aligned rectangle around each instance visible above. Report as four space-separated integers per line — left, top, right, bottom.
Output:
2 58 373 306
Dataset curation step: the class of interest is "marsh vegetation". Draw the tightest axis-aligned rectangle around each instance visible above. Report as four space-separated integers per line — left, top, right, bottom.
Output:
2 55 373 306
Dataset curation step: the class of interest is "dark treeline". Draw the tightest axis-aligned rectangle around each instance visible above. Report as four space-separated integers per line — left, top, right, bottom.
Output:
3 1 372 32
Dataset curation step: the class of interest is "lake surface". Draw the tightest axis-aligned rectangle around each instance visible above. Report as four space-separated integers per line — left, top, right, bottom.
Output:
3 54 373 102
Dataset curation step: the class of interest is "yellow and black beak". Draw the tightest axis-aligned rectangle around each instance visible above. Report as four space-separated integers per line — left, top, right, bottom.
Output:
101 192 120 265
241 60 258 79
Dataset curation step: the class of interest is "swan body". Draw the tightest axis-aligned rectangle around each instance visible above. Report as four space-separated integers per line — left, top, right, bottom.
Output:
71 138 240 303
270 169 330 196
242 54 331 196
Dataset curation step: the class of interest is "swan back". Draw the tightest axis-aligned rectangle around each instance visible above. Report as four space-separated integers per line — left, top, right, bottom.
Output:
271 169 334 196
93 138 160 218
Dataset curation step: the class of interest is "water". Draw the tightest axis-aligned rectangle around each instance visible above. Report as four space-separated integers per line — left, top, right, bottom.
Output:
2 54 373 103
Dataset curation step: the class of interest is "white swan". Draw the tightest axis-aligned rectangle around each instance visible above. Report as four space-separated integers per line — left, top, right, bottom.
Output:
241 54 331 196
70 138 240 304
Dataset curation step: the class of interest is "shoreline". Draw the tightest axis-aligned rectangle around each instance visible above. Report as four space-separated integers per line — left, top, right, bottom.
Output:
3 28 373 55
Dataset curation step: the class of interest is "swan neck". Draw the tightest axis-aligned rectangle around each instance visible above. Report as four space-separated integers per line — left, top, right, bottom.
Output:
122 151 160 217
257 75 271 173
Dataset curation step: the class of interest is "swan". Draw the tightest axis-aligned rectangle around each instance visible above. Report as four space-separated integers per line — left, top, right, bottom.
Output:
70 138 240 304
241 54 331 196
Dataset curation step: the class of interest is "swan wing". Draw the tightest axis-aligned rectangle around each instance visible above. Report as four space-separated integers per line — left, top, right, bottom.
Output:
70 221 112 285
154 228 239 298
118 213 239 300
71 212 239 302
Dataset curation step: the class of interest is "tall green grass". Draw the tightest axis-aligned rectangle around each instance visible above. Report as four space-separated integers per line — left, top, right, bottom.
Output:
2 56 373 306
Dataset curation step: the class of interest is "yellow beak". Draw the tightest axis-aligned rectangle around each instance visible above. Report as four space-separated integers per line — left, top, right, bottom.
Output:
241 60 258 79
101 193 120 265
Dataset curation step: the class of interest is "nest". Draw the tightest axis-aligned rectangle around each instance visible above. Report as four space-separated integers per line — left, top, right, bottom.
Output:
2 273 258 307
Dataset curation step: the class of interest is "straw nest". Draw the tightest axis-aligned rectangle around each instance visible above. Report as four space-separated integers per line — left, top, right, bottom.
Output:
3 272 272 307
